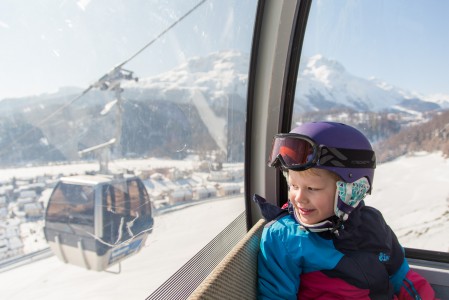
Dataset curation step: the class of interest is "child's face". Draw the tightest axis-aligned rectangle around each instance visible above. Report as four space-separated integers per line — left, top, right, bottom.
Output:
288 168 337 225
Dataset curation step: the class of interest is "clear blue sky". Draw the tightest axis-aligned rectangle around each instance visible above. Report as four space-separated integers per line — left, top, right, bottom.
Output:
303 0 449 95
1 0 448 100
0 0 255 100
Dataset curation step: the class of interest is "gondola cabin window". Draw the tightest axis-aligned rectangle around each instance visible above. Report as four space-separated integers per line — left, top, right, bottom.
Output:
0 0 255 297
294 0 449 254
46 182 95 236
128 179 142 217
111 181 127 216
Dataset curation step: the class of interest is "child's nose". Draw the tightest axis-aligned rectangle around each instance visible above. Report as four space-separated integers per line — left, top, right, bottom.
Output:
291 189 306 204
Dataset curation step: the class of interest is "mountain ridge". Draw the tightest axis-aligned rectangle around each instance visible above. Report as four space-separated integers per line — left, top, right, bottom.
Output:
1 51 448 166
2 51 448 114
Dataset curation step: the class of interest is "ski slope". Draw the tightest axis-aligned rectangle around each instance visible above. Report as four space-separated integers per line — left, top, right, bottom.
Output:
368 152 449 252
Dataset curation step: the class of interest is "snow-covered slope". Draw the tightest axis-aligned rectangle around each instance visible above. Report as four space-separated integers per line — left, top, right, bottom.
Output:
368 152 449 251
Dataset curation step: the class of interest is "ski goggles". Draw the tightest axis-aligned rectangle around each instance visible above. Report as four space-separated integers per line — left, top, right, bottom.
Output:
268 133 376 171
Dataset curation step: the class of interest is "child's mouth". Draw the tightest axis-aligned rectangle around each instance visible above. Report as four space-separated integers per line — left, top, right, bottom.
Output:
299 207 314 215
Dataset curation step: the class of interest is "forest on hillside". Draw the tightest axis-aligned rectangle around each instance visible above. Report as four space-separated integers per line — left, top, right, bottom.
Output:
374 109 449 163
294 109 402 143
295 109 449 164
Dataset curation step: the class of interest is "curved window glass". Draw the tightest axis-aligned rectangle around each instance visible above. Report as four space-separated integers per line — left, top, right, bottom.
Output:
295 0 449 253
0 0 257 298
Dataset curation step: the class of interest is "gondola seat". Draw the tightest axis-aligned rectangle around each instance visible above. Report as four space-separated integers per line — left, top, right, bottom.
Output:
187 218 266 300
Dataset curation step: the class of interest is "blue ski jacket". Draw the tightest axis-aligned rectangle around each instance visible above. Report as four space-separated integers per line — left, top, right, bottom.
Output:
256 196 437 300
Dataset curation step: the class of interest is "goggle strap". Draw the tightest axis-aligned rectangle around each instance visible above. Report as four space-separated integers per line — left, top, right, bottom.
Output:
319 147 376 169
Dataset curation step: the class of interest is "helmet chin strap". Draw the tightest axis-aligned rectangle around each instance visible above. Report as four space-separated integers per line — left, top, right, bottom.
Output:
291 177 370 235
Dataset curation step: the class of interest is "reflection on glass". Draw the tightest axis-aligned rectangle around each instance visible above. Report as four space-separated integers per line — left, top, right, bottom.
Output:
0 0 256 298
295 0 449 252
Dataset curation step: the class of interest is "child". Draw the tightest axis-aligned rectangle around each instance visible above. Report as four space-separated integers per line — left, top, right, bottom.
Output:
256 121 437 299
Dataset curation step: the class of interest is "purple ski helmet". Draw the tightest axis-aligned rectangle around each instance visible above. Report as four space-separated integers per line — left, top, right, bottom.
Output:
268 121 376 190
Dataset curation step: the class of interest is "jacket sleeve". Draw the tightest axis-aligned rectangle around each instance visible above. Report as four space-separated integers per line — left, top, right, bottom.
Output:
365 208 437 300
386 230 438 300
257 222 301 300
396 269 439 300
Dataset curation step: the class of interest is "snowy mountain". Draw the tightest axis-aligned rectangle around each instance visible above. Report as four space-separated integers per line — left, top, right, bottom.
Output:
2 50 447 118
294 54 445 113
1 51 448 165
122 51 447 115
123 50 248 113
2 51 448 115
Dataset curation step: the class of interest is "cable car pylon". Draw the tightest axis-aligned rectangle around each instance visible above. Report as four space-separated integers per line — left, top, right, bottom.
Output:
79 67 138 173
